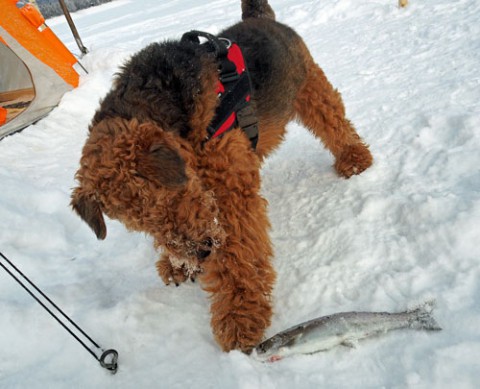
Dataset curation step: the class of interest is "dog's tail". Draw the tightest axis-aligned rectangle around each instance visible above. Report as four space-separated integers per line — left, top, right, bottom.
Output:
241 0 276 20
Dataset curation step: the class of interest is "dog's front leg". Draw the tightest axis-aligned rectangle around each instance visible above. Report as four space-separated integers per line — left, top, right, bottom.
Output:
201 209 275 352
196 133 276 352
209 272 274 352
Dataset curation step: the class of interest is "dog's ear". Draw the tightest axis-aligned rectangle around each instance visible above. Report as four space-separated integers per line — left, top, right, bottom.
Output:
136 143 188 188
71 190 107 240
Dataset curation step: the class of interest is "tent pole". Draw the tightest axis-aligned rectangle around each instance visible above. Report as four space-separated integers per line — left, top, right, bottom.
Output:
57 0 88 56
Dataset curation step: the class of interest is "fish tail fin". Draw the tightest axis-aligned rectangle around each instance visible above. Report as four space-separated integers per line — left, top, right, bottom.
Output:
409 300 442 331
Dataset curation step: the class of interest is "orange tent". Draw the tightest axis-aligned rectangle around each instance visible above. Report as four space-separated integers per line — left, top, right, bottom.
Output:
0 0 83 138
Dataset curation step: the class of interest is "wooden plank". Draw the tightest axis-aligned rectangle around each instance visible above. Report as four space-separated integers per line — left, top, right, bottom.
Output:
0 88 35 124
0 88 35 103
6 107 27 122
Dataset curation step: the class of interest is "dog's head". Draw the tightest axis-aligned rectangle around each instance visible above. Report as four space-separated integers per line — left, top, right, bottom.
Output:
71 117 224 259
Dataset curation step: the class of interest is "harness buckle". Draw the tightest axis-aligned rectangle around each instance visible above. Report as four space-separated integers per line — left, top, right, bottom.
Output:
220 71 240 83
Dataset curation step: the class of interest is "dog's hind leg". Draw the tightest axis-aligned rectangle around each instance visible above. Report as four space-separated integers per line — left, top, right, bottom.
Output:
294 63 373 178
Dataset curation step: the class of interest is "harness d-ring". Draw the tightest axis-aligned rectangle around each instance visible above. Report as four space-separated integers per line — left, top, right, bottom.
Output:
218 37 232 49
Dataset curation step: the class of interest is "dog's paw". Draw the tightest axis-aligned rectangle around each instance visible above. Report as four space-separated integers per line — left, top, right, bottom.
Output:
212 312 264 353
210 294 272 353
334 143 373 178
156 255 202 286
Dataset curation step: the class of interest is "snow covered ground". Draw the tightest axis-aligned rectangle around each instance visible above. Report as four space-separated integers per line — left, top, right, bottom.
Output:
1 0 479 387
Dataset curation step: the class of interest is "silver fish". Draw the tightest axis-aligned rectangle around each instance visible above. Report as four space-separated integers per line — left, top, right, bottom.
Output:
253 301 441 362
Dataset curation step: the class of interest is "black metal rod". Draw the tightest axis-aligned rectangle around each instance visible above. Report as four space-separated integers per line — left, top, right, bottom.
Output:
0 251 118 373
57 0 88 55
0 258 99 360
0 251 101 350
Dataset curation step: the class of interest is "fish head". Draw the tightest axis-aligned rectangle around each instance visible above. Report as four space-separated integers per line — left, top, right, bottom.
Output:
252 336 291 362
252 346 287 363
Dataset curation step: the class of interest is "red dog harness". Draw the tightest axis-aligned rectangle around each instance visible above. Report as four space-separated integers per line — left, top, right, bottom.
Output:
181 31 259 149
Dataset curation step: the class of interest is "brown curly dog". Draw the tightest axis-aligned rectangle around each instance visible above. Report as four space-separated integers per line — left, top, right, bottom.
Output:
71 0 372 352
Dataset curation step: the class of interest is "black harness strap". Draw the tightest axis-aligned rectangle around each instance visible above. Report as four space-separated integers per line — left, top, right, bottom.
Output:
181 30 259 150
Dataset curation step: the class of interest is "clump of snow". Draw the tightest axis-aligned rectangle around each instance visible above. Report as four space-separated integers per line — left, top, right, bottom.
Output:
1 0 479 387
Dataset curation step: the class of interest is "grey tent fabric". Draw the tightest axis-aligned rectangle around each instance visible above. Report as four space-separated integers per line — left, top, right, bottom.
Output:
1 27 74 139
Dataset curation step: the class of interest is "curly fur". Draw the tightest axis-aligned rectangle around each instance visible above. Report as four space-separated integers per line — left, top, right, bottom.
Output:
71 0 372 352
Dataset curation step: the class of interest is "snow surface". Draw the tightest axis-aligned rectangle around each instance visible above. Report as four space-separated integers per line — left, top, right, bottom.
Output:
1 0 480 387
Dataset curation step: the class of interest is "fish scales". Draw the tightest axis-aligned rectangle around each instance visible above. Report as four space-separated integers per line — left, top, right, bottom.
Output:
253 301 441 362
